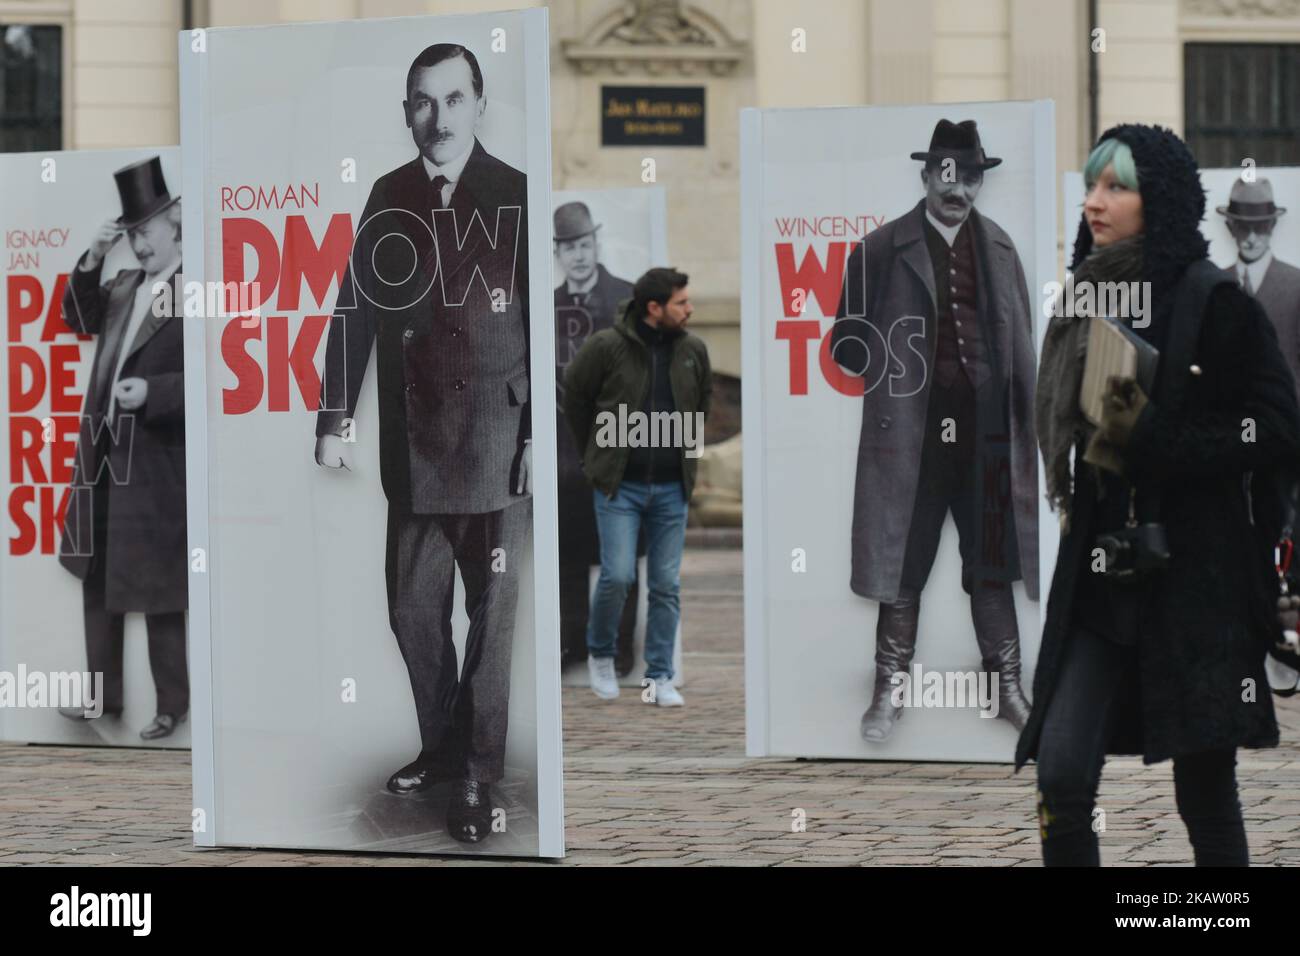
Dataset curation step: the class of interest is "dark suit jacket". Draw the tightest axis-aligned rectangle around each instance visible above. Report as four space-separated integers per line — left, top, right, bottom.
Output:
317 139 530 514
554 262 634 563
59 254 188 613
1225 257 1300 401
554 263 633 480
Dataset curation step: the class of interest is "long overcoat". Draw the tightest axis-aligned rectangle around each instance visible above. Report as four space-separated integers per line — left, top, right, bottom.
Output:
830 200 1039 602
59 257 188 613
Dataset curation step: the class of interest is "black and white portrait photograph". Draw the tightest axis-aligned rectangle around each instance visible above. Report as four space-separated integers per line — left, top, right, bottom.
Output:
742 101 1056 761
549 188 676 688
0 148 190 751
182 11 562 859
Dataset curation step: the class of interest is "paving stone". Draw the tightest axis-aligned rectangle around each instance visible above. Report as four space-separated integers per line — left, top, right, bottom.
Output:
1 546 1297 867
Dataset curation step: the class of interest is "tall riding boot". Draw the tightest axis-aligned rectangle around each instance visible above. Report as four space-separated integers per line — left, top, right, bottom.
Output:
970 584 1031 731
861 592 920 742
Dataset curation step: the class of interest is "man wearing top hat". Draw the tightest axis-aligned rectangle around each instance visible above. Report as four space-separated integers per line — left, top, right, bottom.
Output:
1217 178 1300 399
552 201 639 674
829 118 1039 743
57 155 188 742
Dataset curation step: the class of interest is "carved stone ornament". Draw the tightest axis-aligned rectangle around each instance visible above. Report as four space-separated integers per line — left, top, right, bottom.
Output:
562 0 746 77
1184 0 1300 16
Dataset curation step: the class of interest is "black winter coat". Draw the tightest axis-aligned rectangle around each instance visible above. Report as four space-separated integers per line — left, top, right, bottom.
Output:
1016 277 1300 768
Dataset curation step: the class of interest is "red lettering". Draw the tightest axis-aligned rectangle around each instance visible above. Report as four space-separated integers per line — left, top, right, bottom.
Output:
266 314 327 412
220 317 265 415
9 416 47 484
277 214 353 311
41 273 80 341
774 320 821 396
8 346 44 413
8 487 35 556
774 242 848 318
47 344 80 413
7 274 43 342
221 217 280 313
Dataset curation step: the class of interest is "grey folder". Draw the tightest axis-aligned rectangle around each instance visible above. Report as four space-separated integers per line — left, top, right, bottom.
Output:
1080 315 1160 426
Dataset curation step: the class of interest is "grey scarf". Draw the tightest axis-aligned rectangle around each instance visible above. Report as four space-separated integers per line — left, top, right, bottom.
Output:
1036 235 1145 524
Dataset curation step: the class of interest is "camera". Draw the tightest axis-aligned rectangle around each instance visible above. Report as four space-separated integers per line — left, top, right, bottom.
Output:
1095 523 1170 578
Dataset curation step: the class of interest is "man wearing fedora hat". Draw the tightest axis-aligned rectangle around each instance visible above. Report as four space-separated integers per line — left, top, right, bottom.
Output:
552 200 639 674
830 118 1039 743
1218 178 1300 397
57 155 189 742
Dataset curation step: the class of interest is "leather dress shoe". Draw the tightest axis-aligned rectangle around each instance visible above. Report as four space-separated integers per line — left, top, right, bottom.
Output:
446 779 493 844
386 756 455 795
58 706 121 721
140 711 187 740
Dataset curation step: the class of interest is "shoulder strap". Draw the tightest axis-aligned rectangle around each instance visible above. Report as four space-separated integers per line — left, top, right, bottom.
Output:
1143 260 1237 523
1159 259 1237 409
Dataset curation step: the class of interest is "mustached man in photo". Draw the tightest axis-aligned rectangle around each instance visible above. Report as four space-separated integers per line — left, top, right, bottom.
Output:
1218 178 1300 400
58 157 189 742
552 201 640 676
830 119 1039 743
315 43 530 845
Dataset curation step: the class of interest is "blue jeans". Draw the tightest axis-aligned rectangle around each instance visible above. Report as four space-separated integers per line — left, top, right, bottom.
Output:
587 480 688 681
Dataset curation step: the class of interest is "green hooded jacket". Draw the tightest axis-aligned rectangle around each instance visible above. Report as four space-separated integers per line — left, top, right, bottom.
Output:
562 299 713 500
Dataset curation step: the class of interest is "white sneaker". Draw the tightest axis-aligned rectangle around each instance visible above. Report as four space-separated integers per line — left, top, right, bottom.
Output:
588 656 620 700
650 678 684 707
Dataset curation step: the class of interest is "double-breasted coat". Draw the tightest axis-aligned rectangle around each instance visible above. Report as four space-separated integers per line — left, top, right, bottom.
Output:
316 139 531 515
830 200 1040 603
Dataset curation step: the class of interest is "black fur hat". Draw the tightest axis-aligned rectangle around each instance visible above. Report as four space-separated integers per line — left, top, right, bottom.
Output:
1070 124 1209 298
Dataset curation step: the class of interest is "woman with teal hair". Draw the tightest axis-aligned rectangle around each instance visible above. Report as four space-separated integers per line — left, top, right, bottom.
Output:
1018 125 1300 865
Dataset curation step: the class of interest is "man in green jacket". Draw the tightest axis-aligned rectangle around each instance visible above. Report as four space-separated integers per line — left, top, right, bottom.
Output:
563 268 712 705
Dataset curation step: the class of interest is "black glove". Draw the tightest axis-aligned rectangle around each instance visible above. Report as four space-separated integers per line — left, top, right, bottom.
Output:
1098 375 1149 448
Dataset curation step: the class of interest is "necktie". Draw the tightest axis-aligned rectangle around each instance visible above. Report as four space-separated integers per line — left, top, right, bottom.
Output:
1241 266 1254 297
430 174 450 211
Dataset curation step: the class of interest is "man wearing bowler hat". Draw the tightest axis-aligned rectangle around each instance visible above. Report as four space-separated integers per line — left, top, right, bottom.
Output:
552 201 639 674
1218 178 1300 398
830 118 1039 742
57 155 188 742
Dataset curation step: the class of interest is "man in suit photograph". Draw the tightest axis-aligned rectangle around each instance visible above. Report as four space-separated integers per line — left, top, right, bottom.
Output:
552 200 639 675
57 156 189 742
1217 178 1300 397
830 119 1039 743
314 42 530 845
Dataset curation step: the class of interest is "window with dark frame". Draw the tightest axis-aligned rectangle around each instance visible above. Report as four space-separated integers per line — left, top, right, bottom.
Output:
1185 42 1300 168
0 24 62 153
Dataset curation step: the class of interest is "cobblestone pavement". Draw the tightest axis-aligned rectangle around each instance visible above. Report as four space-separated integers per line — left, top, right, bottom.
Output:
2 546 1297 867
